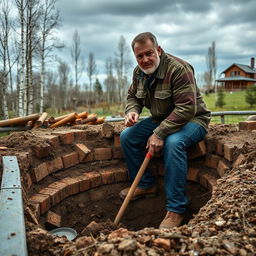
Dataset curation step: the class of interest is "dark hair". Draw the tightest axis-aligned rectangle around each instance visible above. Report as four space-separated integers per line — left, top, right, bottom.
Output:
131 32 158 51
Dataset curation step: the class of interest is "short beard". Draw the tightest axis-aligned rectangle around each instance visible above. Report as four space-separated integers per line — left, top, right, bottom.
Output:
140 54 160 75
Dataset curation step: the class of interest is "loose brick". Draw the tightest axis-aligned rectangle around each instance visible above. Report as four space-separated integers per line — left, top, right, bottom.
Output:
29 194 51 215
101 123 114 138
46 157 63 174
33 143 51 159
31 162 49 183
84 172 102 188
205 154 221 169
39 187 62 206
204 174 217 191
114 135 121 147
46 211 61 229
74 144 91 162
77 175 91 192
62 152 79 168
217 160 230 177
112 147 123 159
233 154 245 168
100 169 116 184
239 121 256 131
38 135 60 148
52 131 74 144
61 177 80 195
187 168 199 182
81 151 94 162
114 168 128 182
188 141 206 159
48 181 69 201
216 141 224 156
94 148 112 161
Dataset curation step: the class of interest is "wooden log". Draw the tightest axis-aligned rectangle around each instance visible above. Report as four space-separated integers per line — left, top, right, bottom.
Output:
0 114 39 127
27 120 35 128
88 117 105 125
80 114 97 124
34 112 48 128
77 111 88 119
48 113 73 124
50 113 77 128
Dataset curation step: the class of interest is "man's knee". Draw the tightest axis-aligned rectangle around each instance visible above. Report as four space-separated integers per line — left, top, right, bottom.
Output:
120 128 131 145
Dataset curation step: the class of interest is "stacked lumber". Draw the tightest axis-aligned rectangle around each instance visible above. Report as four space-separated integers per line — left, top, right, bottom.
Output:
0 112 105 129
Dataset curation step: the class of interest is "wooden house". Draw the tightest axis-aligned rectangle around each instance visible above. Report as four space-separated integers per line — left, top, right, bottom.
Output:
216 57 256 91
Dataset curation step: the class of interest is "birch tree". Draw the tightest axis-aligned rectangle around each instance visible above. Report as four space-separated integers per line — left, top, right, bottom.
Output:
206 41 217 90
86 52 96 110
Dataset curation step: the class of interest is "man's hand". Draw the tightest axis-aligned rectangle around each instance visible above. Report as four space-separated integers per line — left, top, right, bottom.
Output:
146 133 164 156
125 112 139 127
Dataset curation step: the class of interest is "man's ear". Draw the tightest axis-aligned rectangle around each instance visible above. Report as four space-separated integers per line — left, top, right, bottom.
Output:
157 46 162 56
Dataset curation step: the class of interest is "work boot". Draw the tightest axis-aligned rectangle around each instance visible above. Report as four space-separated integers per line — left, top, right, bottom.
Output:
159 211 184 229
119 186 157 201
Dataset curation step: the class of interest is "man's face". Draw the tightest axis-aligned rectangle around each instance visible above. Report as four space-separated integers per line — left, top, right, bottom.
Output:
133 39 161 75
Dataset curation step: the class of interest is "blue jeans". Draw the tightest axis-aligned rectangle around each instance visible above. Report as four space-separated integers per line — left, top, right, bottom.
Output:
120 117 207 214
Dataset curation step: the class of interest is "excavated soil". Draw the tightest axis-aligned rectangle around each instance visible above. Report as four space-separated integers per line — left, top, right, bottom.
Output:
1 123 256 255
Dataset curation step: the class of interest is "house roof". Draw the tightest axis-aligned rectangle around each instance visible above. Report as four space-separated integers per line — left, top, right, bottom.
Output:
222 63 256 74
216 76 256 82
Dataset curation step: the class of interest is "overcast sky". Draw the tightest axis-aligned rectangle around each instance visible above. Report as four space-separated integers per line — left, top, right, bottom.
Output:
54 0 256 87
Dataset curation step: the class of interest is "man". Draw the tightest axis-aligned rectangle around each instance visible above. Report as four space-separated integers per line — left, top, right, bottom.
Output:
120 32 211 229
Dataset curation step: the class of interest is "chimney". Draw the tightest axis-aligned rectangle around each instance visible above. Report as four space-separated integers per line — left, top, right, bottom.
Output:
251 57 255 69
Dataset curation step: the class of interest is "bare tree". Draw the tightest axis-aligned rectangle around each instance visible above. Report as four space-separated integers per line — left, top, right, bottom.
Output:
71 30 83 91
38 0 60 113
206 41 217 91
114 35 131 105
86 52 96 110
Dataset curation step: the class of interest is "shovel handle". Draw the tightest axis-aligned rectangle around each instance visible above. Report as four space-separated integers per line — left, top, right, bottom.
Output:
114 152 152 225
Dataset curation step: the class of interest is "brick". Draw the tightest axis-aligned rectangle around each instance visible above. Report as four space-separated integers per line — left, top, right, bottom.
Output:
46 211 61 229
68 129 86 141
187 168 199 182
84 172 102 188
204 174 217 191
239 121 256 131
204 136 216 153
114 135 121 147
223 144 242 162
52 131 74 144
199 173 208 189
38 135 60 148
100 169 116 184
77 175 91 192
31 162 49 183
112 147 123 159
188 141 207 159
205 154 221 169
216 141 224 156
61 177 80 195
48 181 69 201
62 152 79 168
101 123 114 138
74 143 91 162
24 171 33 190
46 157 63 174
217 160 230 177
29 194 51 215
81 151 94 162
33 143 51 159
94 148 112 160
114 168 128 182
39 187 62 206
233 154 245 168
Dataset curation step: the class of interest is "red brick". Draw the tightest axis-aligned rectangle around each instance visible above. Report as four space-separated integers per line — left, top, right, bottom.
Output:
223 144 242 162
48 181 69 201
38 135 60 148
114 168 128 182
204 174 217 191
33 143 51 159
77 175 91 192
17 151 32 170
31 162 49 183
216 141 224 156
52 131 74 144
81 151 94 162
187 168 199 182
68 129 86 141
46 157 63 174
74 143 91 162
204 136 216 153
100 169 116 184
94 148 112 160
112 147 123 159
188 141 207 159
239 121 256 131
199 173 208 189
46 211 61 229
39 187 62 206
205 154 221 169
233 154 245 168
29 194 51 215
217 160 230 177
114 135 121 147
84 172 102 188
62 152 79 168
61 177 80 195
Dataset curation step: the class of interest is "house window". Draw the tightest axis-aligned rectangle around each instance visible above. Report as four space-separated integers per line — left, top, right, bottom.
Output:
231 71 235 76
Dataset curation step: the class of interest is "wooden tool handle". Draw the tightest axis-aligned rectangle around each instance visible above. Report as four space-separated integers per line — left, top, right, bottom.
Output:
114 152 152 225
